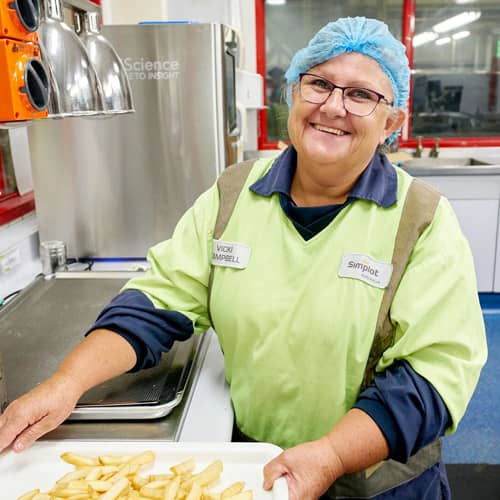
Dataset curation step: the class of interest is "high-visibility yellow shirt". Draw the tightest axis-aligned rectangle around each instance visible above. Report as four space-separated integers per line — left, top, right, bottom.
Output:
124 156 487 449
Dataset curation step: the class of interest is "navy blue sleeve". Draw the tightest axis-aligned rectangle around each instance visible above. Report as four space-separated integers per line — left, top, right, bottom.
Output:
85 289 194 372
354 360 451 463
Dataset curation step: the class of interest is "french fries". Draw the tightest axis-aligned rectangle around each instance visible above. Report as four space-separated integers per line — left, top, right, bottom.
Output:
16 450 254 500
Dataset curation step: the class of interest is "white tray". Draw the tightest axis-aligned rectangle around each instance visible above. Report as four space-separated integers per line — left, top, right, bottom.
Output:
0 441 289 499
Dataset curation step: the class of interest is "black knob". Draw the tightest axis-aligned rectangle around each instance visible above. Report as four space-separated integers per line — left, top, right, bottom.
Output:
10 0 40 33
22 58 49 111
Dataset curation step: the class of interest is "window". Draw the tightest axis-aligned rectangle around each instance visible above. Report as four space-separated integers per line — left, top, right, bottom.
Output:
256 0 500 148
258 0 403 148
411 0 500 140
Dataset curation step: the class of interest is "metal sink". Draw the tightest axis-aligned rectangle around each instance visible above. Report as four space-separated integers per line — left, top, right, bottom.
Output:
400 157 492 169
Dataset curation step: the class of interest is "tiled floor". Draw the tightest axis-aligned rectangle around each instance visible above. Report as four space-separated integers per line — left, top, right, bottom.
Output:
446 464 500 499
442 312 500 464
443 299 500 499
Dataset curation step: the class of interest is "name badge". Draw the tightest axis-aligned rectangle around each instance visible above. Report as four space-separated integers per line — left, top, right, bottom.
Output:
212 240 251 269
338 253 392 289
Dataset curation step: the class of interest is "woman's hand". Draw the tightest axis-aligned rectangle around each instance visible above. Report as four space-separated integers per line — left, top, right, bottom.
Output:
0 330 137 454
263 437 344 500
263 409 390 499
0 371 83 453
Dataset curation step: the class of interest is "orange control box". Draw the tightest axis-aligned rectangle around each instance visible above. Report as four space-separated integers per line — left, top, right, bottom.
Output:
0 0 39 43
0 38 48 121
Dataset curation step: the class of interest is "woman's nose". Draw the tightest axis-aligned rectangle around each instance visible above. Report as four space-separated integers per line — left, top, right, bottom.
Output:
319 88 347 117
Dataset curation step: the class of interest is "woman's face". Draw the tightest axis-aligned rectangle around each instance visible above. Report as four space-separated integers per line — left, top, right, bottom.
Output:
287 52 404 172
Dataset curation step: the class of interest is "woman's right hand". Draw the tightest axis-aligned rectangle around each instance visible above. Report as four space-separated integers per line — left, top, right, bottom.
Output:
0 371 83 453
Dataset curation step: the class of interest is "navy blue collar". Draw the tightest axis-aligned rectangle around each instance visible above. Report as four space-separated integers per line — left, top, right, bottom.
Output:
250 146 397 207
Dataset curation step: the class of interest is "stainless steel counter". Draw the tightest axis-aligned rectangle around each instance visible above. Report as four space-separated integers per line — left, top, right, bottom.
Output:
243 149 500 176
0 273 233 443
1 274 130 401
405 165 500 176
397 154 500 176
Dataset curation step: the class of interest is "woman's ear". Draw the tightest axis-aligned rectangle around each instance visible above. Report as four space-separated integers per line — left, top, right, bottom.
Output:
380 108 406 144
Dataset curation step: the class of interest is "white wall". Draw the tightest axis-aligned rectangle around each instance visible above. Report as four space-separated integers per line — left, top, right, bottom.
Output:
101 0 168 24
0 214 41 300
100 0 255 72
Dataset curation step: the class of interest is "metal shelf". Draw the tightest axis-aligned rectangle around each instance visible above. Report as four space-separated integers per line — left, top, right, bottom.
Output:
63 0 100 12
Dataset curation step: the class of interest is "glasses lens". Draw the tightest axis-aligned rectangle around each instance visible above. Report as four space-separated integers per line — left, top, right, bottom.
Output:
299 75 384 116
300 74 333 104
344 87 380 116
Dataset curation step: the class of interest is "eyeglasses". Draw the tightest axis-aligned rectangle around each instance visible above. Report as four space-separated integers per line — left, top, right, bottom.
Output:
299 73 394 117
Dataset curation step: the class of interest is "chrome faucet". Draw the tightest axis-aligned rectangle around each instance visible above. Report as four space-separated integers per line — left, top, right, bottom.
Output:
414 136 423 158
429 138 440 158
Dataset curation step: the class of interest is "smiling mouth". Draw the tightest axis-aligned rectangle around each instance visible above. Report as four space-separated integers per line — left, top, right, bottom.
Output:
313 124 348 136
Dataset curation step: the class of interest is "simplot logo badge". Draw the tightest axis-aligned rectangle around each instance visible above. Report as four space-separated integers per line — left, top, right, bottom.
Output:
338 253 393 289
347 258 380 277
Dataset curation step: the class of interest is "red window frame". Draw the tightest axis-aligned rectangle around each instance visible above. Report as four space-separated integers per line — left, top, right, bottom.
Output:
0 191 35 226
255 0 500 150
0 144 35 226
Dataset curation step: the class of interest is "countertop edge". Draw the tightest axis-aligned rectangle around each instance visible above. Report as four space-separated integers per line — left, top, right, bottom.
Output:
404 166 500 176
177 329 233 442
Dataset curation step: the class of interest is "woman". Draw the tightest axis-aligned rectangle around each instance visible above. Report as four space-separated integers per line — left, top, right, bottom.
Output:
0 17 487 500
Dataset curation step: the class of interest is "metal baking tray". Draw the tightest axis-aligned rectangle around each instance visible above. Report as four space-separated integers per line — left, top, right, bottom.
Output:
0 272 203 420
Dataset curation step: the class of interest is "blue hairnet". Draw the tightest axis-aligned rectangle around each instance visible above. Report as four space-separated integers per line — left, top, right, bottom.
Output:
285 17 410 143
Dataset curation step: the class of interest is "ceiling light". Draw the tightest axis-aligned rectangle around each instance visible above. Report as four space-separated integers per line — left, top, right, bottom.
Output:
452 30 471 40
435 37 452 45
432 11 481 33
455 0 477 4
413 31 439 47
266 0 286 5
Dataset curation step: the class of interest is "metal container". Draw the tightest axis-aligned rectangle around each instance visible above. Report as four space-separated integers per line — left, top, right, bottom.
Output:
29 23 240 259
39 240 66 275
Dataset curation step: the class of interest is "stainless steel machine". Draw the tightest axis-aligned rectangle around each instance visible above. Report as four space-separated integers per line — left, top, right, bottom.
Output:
1 23 240 431
28 22 240 258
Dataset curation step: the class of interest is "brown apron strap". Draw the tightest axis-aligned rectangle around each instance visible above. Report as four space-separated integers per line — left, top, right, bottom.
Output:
207 160 256 328
361 178 441 390
212 160 256 241
326 440 442 499
331 178 441 499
